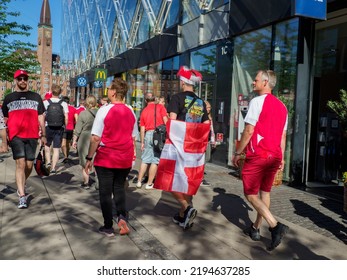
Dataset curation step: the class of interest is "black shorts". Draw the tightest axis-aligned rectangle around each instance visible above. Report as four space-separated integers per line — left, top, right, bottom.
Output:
46 126 64 148
63 129 73 141
10 137 38 161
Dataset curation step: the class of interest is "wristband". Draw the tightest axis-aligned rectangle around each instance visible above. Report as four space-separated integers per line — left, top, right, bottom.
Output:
41 135 46 138
234 152 242 156
85 155 93 161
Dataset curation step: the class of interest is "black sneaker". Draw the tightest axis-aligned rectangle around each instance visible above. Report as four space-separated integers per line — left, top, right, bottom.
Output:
81 182 90 190
172 213 185 226
98 226 115 237
142 176 148 183
182 206 197 230
132 176 138 184
268 222 289 251
243 224 260 241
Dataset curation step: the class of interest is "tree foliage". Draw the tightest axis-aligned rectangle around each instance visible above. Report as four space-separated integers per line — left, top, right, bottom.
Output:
0 0 39 81
327 89 347 130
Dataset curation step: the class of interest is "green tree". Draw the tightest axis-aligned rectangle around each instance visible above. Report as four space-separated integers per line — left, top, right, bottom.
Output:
327 89 347 130
0 0 39 81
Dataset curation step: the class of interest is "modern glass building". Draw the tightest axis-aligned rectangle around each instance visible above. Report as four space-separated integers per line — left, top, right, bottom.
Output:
61 0 347 188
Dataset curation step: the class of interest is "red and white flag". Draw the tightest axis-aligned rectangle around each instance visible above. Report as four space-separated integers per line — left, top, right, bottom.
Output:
154 119 210 195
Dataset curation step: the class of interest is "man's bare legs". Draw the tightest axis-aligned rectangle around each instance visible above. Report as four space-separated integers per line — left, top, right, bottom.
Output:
51 148 60 171
245 191 277 229
61 138 70 161
137 162 148 187
171 192 192 216
171 192 197 229
45 146 60 171
146 164 158 186
15 159 33 196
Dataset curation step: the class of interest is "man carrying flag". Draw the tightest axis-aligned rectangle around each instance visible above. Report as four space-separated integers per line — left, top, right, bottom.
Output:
154 66 210 230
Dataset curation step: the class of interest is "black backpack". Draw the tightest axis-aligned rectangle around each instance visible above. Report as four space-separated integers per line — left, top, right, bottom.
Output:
46 99 65 127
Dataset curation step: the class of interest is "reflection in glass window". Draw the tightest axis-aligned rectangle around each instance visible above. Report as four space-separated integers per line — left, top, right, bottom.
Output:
228 26 272 165
273 18 299 180
166 0 180 28
191 45 216 76
182 0 201 24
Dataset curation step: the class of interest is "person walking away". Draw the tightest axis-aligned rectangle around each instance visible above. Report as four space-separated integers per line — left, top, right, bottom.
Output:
154 66 210 230
85 78 137 237
200 100 216 186
72 95 98 189
75 98 86 122
43 84 68 174
1 69 46 208
99 96 109 107
232 70 289 251
137 92 168 189
61 96 76 163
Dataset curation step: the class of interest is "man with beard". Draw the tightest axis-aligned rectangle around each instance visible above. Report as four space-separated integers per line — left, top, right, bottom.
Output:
2 70 46 209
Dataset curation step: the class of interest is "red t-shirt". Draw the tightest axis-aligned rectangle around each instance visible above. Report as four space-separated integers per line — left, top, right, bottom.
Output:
91 103 136 169
66 105 76 130
75 106 86 115
140 103 167 130
244 94 288 159
2 91 45 140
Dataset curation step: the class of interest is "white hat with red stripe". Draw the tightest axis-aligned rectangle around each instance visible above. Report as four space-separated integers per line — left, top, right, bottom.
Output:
177 66 202 85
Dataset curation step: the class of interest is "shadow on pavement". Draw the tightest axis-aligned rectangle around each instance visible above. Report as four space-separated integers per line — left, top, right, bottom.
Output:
291 199 347 244
211 187 253 230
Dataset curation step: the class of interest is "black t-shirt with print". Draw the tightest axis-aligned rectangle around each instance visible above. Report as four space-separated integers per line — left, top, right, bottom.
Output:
167 91 208 123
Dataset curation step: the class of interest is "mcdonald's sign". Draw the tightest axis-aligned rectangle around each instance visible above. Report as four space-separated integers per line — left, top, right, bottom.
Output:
95 68 107 81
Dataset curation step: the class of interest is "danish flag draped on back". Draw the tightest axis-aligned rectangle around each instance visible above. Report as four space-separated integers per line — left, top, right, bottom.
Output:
154 119 210 195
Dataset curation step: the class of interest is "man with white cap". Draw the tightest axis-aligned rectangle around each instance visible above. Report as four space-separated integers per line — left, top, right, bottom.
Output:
2 69 46 209
165 66 210 229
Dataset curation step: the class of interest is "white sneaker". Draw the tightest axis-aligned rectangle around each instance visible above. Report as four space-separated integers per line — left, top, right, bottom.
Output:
145 183 154 190
136 182 142 188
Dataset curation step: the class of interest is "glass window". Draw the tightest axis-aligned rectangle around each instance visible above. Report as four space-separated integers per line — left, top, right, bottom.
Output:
191 45 216 103
228 19 299 180
273 18 299 180
191 45 216 76
182 0 201 24
228 26 272 165
166 0 180 28
161 56 180 104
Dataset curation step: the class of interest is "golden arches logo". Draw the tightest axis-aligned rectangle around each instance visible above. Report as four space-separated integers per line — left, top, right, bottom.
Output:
95 69 107 81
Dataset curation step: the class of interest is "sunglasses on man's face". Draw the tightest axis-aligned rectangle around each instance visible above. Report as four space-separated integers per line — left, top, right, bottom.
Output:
16 77 28 82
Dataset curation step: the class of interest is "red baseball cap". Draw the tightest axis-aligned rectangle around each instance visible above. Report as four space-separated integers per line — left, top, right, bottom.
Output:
14 69 29 79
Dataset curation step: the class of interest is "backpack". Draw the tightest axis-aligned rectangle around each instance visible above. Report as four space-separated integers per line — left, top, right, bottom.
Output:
46 99 65 127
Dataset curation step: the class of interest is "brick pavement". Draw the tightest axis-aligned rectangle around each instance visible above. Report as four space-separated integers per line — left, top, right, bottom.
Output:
206 163 347 244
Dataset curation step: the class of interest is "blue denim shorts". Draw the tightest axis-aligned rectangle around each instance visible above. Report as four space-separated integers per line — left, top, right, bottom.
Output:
141 131 160 164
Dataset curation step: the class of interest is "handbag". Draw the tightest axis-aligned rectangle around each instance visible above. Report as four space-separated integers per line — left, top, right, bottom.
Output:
153 104 166 154
34 145 50 177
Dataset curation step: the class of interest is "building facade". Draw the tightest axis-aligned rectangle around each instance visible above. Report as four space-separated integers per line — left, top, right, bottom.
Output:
60 0 347 188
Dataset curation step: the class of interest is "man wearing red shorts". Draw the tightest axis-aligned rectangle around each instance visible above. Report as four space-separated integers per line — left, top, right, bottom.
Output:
232 70 288 251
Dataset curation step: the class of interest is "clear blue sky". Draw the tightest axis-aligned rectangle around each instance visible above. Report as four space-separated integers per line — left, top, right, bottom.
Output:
7 0 62 54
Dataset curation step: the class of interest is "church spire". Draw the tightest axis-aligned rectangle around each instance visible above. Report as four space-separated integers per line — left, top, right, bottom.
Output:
39 0 52 27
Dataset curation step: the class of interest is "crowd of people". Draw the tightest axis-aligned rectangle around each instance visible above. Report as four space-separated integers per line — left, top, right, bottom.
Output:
0 67 289 251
